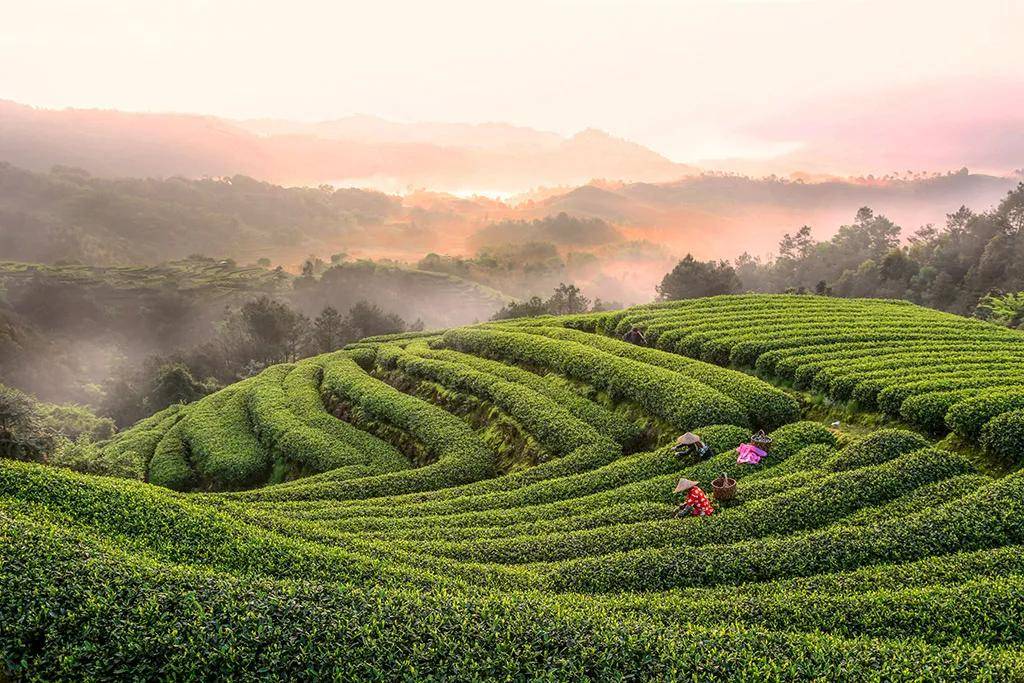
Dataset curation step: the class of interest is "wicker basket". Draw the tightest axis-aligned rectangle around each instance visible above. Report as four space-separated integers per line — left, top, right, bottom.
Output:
711 473 737 501
750 429 772 453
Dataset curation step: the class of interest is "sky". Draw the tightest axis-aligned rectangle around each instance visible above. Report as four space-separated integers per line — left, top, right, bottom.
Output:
2 0 1021 169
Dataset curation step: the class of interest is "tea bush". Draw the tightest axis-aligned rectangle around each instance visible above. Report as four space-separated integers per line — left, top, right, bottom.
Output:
6 295 1024 679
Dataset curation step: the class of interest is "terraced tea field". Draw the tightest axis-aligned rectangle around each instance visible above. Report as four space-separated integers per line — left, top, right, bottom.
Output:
3 294 1024 680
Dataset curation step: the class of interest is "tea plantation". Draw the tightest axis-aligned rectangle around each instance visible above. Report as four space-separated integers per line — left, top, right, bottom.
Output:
3 294 1024 680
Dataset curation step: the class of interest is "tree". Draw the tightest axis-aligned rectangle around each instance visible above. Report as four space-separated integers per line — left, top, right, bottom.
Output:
976 291 1024 328
657 255 741 300
546 283 591 315
945 206 974 238
778 225 814 260
148 363 207 409
0 385 54 461
591 298 623 312
1003 183 1024 234
491 283 595 320
241 296 310 364
346 301 406 340
879 249 918 283
312 306 346 353
492 296 549 320
101 356 219 428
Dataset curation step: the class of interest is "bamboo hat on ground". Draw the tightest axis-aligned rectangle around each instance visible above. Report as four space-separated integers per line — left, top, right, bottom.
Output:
676 432 701 446
674 478 699 493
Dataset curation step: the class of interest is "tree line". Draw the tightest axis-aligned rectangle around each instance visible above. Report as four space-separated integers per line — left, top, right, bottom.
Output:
657 182 1024 325
103 297 418 427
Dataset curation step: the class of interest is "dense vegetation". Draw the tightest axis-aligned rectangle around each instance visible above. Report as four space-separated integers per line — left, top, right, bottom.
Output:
0 162 658 306
666 183 1024 319
0 257 506 416
0 162 401 264
3 295 1024 679
467 212 622 250
569 295 1024 462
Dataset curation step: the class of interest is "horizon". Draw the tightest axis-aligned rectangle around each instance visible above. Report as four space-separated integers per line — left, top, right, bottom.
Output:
3 0 1022 178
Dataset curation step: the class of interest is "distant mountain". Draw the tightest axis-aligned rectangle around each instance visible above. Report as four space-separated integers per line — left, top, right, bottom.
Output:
0 162 402 264
0 100 696 190
534 185 649 223
529 172 1020 257
558 129 683 182
237 114 563 151
0 99 268 179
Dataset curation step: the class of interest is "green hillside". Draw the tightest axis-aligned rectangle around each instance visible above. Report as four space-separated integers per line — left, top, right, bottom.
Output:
3 294 1024 679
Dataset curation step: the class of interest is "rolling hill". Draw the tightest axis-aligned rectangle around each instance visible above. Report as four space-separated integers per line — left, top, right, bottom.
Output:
3 294 1024 678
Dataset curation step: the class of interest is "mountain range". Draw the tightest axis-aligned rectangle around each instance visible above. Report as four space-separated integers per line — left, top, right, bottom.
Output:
0 100 694 191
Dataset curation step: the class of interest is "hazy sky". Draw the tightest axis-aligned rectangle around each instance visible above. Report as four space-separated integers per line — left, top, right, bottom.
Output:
2 0 1021 165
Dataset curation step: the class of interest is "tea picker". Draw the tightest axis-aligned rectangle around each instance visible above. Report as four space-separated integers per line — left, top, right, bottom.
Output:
673 478 714 517
622 326 647 346
673 431 715 460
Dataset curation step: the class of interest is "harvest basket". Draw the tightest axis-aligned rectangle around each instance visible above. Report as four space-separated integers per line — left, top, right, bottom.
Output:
711 473 737 501
750 430 772 452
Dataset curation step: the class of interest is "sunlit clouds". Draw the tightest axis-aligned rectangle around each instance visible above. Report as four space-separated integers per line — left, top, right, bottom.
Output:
1 0 1020 176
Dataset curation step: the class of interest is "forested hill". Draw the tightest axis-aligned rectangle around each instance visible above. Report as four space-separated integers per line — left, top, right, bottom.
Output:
2 159 1018 269
0 162 400 264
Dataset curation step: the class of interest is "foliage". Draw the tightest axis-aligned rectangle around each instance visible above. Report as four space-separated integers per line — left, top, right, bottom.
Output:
979 409 1024 464
0 384 54 461
657 254 741 300
492 282 593 320
731 184 1024 316
975 291 1024 328
579 294 1024 459
824 429 931 471
50 434 143 479
7 295 1024 678
469 212 622 250
34 402 115 441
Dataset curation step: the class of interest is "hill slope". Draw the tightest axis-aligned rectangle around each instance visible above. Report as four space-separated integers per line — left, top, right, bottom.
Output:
3 294 1024 679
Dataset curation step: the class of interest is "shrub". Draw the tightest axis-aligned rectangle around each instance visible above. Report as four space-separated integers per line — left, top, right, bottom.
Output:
50 434 144 480
901 390 975 434
148 423 194 491
442 327 750 431
979 409 1024 464
824 429 931 471
179 385 272 490
946 388 1024 441
512 326 800 430
766 421 837 459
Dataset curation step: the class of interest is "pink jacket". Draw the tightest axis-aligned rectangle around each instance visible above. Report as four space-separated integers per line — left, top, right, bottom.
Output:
736 443 766 465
